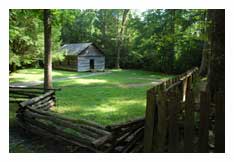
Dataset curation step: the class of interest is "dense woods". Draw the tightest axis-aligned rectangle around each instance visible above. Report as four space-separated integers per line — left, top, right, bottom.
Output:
9 9 209 74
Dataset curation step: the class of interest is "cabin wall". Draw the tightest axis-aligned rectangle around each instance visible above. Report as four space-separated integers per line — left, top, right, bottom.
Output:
94 57 105 70
55 44 105 72
53 55 77 71
77 56 105 72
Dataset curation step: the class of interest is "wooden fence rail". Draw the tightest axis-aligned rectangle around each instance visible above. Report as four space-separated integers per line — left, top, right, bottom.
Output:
9 86 61 103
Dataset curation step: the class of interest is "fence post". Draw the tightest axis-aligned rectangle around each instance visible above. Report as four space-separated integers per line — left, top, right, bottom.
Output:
184 90 194 152
215 92 225 153
151 91 167 152
168 90 179 152
199 91 210 152
144 88 157 152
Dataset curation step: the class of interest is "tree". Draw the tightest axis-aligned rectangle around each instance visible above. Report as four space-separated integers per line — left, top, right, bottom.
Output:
9 9 62 72
10 9 209 75
44 9 53 90
199 10 211 76
207 9 225 96
60 10 96 44
116 9 130 68
9 10 44 72
164 9 176 73
94 9 123 68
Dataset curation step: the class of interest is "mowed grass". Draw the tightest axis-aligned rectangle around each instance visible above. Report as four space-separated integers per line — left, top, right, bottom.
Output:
52 69 173 125
9 68 87 83
9 68 173 126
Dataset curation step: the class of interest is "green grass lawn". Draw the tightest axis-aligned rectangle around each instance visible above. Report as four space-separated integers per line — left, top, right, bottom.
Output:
9 68 87 83
53 69 173 125
9 68 173 126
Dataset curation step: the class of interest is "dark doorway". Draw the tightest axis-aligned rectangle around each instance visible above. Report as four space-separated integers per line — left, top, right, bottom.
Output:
90 59 94 70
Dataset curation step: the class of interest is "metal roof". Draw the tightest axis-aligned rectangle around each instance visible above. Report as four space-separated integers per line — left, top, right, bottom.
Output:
60 43 92 56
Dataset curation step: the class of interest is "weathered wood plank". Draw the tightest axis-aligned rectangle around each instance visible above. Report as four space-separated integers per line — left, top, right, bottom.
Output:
9 86 61 91
80 124 111 136
92 134 113 147
199 91 210 152
182 78 188 102
106 117 144 131
164 80 182 93
23 110 100 139
17 119 100 152
9 91 39 97
143 87 157 152
32 96 55 107
184 90 194 152
215 92 225 153
122 127 144 153
110 124 144 150
20 91 55 107
9 89 44 95
26 106 107 130
168 91 179 153
31 99 54 109
152 92 167 152
130 143 143 153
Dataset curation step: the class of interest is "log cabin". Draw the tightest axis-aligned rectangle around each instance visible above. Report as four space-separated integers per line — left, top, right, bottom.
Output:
54 43 105 72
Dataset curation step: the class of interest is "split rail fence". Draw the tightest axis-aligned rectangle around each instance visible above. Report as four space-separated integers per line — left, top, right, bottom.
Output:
9 86 60 103
13 88 144 152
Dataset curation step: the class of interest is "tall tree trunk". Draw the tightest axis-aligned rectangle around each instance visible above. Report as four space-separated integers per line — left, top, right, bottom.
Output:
116 9 130 69
167 9 176 73
207 9 225 97
199 42 210 76
44 9 53 90
10 63 17 73
199 10 211 77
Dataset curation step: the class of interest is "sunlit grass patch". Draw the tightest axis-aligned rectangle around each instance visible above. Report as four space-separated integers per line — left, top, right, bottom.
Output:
9 68 87 83
52 69 173 125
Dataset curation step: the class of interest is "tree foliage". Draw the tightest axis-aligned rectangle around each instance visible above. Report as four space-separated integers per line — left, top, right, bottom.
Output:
10 9 210 74
9 9 62 72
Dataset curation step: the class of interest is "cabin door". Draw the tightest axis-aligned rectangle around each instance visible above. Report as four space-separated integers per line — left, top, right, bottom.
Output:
90 59 94 70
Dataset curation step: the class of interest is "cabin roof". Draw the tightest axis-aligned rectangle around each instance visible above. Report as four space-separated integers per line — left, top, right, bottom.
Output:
60 43 103 56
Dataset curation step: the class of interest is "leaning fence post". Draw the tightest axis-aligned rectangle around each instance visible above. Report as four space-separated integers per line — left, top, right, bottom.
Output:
151 91 167 152
215 92 225 153
168 90 179 152
144 88 157 152
199 91 210 152
184 90 194 152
